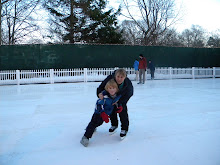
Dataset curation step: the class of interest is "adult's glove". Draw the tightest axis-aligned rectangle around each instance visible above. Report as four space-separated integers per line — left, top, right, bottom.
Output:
100 112 109 123
116 106 123 113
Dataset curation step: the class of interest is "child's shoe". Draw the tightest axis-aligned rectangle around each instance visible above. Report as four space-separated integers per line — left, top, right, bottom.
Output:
80 136 89 147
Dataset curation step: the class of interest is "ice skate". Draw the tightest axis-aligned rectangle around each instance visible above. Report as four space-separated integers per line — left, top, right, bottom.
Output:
109 126 118 135
120 130 127 140
80 136 89 147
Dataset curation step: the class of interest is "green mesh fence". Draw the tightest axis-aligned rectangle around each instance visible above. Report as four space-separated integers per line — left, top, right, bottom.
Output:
0 44 220 70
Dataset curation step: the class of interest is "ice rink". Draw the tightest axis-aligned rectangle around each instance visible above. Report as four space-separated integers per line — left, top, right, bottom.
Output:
1 78 220 165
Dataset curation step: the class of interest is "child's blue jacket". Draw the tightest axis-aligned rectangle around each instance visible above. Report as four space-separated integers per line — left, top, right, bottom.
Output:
133 60 139 71
94 91 121 116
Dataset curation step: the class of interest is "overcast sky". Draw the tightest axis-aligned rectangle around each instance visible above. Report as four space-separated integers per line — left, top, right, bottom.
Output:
108 0 220 33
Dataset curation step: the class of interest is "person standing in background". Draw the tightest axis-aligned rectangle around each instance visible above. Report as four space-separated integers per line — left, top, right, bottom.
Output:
133 59 139 81
148 60 155 80
138 54 147 84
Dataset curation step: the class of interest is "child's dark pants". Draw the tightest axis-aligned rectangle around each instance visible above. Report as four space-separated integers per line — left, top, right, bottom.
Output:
84 113 104 139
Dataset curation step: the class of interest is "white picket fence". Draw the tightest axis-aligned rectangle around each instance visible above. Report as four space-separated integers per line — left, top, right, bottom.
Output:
0 67 220 85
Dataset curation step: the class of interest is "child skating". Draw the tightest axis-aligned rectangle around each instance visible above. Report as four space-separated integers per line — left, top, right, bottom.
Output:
80 79 122 147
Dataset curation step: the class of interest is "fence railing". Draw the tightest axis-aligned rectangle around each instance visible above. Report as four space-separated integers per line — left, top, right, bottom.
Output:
0 67 220 85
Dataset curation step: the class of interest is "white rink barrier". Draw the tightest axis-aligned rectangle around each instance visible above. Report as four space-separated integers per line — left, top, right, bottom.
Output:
0 67 220 85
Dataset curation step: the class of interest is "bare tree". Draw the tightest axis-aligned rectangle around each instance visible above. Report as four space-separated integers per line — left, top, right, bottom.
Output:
207 30 220 48
121 20 142 45
122 0 182 46
157 28 184 47
1 0 40 45
179 25 206 48
0 0 10 45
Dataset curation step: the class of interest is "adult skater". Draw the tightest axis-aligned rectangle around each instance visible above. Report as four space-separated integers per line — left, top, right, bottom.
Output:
97 68 133 139
138 54 147 84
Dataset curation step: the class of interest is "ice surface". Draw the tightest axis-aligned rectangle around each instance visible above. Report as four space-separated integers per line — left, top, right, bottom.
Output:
0 79 220 165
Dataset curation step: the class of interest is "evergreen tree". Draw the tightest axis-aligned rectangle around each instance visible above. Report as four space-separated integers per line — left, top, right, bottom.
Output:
44 0 123 44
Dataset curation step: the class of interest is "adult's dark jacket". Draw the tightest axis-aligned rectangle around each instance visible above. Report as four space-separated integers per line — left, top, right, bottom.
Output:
97 72 133 105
